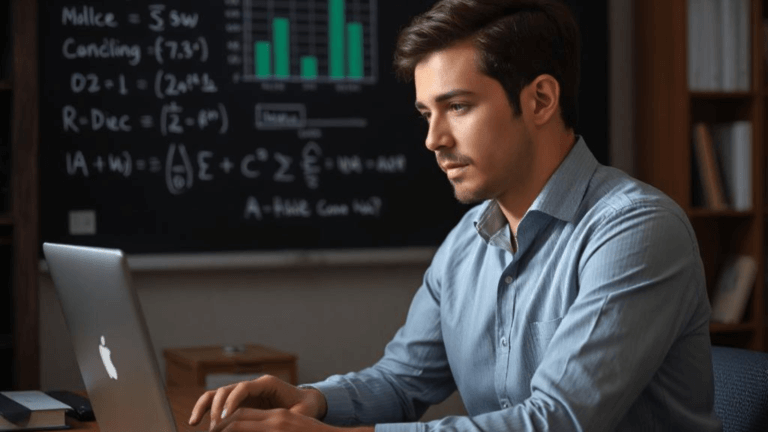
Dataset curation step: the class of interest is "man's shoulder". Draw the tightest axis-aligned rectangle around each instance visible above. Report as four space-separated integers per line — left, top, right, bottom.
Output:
576 165 698 253
582 165 689 225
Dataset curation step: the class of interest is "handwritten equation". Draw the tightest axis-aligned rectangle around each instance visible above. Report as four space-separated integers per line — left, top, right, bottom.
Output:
64 143 407 194
53 2 397 224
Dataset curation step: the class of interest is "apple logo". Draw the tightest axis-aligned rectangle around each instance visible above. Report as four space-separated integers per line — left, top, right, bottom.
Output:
99 336 118 380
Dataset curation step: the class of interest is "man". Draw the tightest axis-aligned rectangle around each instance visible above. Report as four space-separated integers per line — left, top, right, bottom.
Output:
189 0 721 430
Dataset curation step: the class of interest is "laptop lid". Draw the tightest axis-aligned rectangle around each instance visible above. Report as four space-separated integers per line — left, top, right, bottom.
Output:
43 242 179 432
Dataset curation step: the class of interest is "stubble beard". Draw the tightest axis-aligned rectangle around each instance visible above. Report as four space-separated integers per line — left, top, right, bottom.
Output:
450 177 489 205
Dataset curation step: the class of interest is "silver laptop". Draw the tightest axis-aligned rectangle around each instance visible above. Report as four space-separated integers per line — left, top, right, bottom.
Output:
43 242 201 432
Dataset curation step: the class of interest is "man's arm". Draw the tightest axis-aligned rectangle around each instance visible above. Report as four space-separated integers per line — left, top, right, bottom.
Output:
369 205 717 431
308 263 458 426
190 207 475 431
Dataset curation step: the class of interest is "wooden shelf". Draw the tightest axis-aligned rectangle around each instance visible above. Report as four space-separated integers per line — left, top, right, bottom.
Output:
635 0 766 351
710 322 756 334
690 91 755 99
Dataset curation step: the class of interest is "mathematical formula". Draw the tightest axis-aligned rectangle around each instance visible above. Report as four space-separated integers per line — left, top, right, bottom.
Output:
64 144 408 193
52 2 396 226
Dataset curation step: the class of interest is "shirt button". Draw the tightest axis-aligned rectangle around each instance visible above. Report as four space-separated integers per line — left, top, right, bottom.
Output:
504 275 513 284
501 401 510 409
500 337 508 347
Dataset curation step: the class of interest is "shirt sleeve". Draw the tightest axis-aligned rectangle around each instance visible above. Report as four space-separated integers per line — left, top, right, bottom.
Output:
373 205 712 431
307 251 458 427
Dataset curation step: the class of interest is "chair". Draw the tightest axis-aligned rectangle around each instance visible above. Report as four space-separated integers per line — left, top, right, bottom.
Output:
711 345 768 432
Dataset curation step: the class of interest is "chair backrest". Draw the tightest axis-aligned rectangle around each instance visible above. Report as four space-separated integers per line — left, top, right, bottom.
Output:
711 345 768 432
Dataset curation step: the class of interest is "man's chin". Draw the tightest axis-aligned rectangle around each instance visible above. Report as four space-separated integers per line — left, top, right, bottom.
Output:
452 185 486 205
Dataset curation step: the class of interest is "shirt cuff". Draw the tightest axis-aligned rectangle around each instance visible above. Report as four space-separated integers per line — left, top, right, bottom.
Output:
375 423 427 432
302 380 357 425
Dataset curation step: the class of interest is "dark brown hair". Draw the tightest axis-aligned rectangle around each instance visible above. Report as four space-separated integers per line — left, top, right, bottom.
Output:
394 0 580 130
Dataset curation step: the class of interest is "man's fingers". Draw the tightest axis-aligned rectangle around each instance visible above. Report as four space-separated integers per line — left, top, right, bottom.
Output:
189 376 303 429
210 408 263 432
211 408 332 432
209 385 236 428
220 381 255 421
188 390 215 425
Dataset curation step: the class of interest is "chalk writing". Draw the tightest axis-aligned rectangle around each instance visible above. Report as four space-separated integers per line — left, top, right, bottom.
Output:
152 36 209 64
62 6 118 28
243 196 383 221
62 37 141 66
60 145 407 197
148 5 200 32
45 0 444 255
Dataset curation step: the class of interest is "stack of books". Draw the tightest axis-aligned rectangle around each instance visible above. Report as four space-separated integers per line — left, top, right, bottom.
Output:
691 121 752 211
0 391 70 431
711 254 757 324
688 0 751 91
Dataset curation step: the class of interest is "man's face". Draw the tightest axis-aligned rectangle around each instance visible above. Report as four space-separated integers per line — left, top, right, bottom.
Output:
414 41 534 205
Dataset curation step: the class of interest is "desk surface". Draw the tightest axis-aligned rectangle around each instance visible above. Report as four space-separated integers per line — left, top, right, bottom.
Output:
68 387 208 431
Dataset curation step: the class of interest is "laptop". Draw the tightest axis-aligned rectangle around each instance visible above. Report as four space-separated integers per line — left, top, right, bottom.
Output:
43 242 204 432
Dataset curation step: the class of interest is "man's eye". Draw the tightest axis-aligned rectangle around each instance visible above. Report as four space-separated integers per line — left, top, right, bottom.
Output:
419 112 431 122
450 103 466 112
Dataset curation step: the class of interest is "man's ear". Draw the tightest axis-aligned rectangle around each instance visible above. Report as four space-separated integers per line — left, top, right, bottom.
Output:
523 74 560 127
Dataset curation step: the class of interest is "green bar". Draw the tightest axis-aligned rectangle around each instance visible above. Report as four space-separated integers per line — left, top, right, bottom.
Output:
273 18 290 78
301 56 318 79
329 0 345 78
347 22 363 78
255 41 271 77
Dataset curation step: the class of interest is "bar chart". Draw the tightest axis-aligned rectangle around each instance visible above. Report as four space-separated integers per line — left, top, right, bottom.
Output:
242 0 377 84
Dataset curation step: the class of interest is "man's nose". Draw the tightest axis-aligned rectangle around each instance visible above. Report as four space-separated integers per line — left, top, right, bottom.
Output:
424 114 452 152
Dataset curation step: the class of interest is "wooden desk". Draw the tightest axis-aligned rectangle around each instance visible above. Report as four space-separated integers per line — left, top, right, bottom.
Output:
67 387 209 431
164 344 298 387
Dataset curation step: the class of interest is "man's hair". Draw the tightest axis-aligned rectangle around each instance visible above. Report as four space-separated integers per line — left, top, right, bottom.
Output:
393 0 580 130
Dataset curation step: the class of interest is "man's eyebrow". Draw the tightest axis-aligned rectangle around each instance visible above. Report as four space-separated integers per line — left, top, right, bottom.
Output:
414 89 475 110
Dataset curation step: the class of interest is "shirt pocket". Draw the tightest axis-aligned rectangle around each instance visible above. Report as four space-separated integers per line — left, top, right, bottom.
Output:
522 316 564 380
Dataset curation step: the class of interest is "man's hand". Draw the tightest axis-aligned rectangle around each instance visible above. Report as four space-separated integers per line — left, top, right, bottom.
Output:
207 407 333 432
208 408 375 432
188 375 327 430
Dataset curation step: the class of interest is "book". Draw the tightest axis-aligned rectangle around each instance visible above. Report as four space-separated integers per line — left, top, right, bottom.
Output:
709 122 731 204
732 121 752 210
711 121 752 211
0 391 70 431
709 0 722 90
735 0 750 90
711 255 757 324
691 123 728 209
720 0 737 90
687 0 751 90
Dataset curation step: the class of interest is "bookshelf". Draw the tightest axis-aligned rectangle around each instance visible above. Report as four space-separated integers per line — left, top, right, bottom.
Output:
0 0 39 390
635 0 766 350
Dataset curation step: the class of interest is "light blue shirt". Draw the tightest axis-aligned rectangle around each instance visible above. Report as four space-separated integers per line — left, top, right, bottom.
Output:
310 137 722 431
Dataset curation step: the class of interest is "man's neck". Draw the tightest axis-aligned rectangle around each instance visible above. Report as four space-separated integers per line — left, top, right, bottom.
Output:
498 131 576 235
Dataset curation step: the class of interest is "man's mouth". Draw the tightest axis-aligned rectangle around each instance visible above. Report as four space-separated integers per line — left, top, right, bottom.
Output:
441 163 468 178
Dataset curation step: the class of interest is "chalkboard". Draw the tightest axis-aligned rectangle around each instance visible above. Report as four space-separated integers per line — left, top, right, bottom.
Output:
39 0 608 256
39 0 475 254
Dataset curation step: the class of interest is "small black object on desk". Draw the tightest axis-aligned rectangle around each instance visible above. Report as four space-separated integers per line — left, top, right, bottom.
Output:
45 390 95 422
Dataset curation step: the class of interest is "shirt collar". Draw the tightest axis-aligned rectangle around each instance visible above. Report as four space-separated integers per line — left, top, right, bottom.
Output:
528 136 598 222
475 136 598 243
